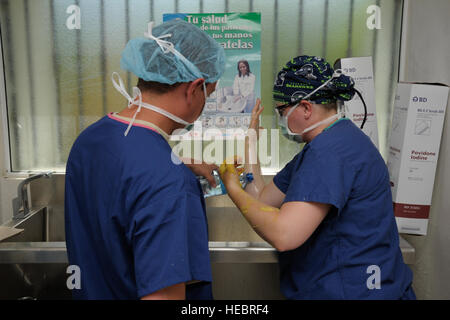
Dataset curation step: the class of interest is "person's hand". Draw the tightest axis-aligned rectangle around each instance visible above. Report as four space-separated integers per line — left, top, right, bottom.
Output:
249 99 264 138
219 157 244 193
184 160 219 187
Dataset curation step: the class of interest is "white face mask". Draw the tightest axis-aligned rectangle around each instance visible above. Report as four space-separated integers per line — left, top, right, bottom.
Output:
111 72 208 136
278 69 344 143
278 104 343 144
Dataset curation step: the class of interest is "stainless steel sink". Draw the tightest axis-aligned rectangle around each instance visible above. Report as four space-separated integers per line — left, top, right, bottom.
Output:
0 207 67 264
0 207 71 299
0 198 416 300
0 204 281 299
0 206 276 264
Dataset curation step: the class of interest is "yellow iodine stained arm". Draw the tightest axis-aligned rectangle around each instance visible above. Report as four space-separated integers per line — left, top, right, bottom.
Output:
243 130 265 198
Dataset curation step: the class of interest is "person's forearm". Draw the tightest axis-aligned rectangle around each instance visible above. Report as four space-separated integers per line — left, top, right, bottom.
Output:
181 157 199 166
244 135 265 199
141 283 186 300
227 184 282 249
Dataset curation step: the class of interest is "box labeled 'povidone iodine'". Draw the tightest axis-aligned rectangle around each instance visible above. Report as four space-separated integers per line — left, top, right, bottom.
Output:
334 56 379 148
387 82 449 235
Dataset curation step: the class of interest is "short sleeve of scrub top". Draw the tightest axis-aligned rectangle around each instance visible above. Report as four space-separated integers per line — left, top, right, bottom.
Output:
273 144 355 211
273 153 300 194
125 161 212 299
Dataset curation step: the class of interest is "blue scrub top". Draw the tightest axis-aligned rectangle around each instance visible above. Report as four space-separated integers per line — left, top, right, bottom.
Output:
273 119 414 300
65 115 212 300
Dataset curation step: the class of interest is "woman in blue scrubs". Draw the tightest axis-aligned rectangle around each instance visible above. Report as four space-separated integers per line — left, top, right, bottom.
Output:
220 55 416 299
65 19 225 300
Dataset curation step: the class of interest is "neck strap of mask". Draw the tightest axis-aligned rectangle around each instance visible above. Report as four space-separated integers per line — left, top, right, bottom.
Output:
111 72 193 136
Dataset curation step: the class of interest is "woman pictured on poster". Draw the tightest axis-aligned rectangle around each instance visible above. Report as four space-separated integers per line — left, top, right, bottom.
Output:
233 60 256 113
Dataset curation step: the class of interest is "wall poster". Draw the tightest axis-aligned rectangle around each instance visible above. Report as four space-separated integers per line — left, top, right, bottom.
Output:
163 12 261 137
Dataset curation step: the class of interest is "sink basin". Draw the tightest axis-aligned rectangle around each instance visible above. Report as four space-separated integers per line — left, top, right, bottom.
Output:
5 206 65 242
0 174 283 299
0 205 280 299
0 206 276 264
0 207 70 299
0 203 415 300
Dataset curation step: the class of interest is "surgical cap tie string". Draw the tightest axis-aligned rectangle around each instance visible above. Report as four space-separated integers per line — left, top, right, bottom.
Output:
288 69 346 119
144 22 203 79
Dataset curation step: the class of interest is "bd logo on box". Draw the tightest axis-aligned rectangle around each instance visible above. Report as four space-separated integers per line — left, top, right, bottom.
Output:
412 96 427 102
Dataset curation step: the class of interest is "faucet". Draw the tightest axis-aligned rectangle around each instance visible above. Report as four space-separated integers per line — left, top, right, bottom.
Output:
12 172 53 220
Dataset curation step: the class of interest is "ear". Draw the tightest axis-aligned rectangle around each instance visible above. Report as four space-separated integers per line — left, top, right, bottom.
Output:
298 100 313 119
186 78 205 105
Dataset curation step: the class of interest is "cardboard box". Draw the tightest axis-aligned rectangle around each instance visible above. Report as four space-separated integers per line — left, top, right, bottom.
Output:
387 82 449 235
334 57 379 148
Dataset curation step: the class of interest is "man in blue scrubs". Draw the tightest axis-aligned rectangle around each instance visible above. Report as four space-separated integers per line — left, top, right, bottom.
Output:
220 56 415 299
65 19 225 300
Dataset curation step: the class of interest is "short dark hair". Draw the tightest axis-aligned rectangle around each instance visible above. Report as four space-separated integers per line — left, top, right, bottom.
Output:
137 78 182 94
316 101 338 111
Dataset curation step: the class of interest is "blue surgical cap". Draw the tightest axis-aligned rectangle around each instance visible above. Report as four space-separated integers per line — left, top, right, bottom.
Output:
120 19 226 85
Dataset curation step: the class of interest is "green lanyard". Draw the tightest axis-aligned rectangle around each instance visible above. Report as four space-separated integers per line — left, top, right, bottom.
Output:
323 117 349 132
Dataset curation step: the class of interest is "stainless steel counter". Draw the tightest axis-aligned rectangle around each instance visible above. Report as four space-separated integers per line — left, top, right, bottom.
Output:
0 241 276 264
0 239 416 265
0 207 415 265
0 198 416 300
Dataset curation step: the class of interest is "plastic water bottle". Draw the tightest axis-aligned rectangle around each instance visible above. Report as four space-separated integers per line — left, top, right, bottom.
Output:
197 170 254 198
